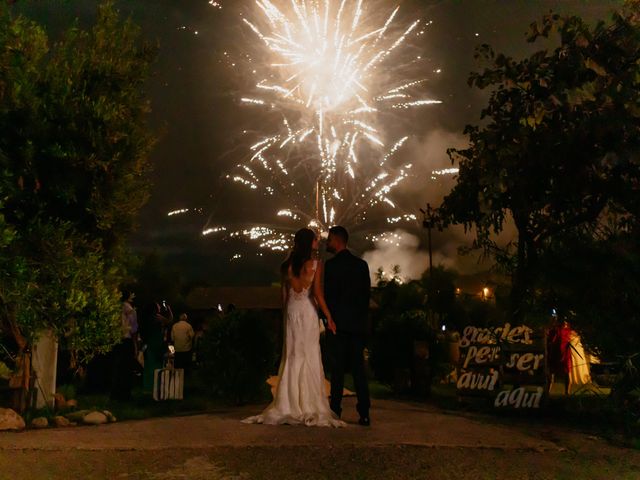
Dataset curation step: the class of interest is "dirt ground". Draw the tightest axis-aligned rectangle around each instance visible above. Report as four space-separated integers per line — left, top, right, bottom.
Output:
0 398 638 479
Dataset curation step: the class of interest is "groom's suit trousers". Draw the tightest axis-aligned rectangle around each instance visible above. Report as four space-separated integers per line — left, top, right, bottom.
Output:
330 331 370 418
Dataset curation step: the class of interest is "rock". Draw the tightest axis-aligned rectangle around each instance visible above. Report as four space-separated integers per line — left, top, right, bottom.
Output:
65 399 78 409
82 411 108 425
103 410 117 423
31 417 48 429
0 408 25 431
64 409 91 422
53 416 70 427
54 393 66 410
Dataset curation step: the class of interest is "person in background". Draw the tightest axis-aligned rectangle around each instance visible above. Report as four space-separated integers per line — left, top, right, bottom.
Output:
141 301 172 391
568 328 593 389
171 313 195 373
191 317 207 368
158 300 174 344
111 291 138 401
548 317 573 395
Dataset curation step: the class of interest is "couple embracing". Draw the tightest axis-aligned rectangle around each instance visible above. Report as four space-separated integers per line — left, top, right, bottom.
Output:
243 226 371 428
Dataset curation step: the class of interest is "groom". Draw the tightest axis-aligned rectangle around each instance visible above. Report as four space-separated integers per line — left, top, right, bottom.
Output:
325 226 371 426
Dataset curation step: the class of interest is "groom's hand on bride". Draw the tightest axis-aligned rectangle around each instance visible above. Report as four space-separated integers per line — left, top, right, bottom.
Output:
327 318 337 335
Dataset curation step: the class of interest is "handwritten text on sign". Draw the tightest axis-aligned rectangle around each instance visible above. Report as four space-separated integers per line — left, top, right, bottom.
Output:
457 369 499 391
459 323 534 348
457 323 546 408
494 387 543 408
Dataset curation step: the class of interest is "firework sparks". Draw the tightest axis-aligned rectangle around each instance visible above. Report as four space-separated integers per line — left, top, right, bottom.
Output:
167 208 190 216
228 226 291 251
215 0 440 252
386 214 417 225
202 226 227 235
430 167 459 180
366 230 403 246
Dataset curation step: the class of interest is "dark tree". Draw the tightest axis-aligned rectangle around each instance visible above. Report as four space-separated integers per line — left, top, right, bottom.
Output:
439 2 640 321
0 2 156 407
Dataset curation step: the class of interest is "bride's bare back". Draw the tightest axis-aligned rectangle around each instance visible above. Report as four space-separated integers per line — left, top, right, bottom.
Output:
287 259 317 293
281 256 335 335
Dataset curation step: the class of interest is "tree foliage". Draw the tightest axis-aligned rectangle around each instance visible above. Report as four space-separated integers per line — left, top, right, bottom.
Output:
0 2 156 367
537 226 640 358
370 309 434 388
439 2 640 321
197 310 277 405
0 2 155 250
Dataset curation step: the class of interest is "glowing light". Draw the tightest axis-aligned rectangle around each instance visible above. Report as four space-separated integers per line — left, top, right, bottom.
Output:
433 168 459 175
202 227 227 236
216 1 440 252
392 99 442 109
241 98 266 105
366 231 403 245
431 168 459 175
277 209 300 220
167 208 190 216
387 214 417 224
226 226 292 251
431 167 459 177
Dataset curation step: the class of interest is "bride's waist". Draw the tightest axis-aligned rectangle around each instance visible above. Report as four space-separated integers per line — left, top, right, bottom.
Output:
287 295 316 308
289 290 313 300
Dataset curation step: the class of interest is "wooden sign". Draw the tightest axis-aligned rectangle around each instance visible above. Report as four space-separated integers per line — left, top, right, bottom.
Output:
457 323 547 409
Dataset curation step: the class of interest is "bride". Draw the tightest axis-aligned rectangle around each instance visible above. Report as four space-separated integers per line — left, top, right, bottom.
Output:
242 228 346 427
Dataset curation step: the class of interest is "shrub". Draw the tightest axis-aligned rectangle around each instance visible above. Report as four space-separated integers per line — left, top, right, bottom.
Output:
370 310 436 389
197 310 277 405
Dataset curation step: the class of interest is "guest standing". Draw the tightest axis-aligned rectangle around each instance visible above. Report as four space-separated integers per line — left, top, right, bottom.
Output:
548 319 573 395
171 313 194 373
141 302 172 391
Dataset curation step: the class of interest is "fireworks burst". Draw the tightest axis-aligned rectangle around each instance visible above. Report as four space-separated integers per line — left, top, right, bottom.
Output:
211 0 440 251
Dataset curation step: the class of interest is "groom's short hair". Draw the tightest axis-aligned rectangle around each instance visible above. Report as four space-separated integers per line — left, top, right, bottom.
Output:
329 225 349 244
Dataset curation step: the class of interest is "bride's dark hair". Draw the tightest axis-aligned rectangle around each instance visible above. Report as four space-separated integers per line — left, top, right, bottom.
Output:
282 228 316 278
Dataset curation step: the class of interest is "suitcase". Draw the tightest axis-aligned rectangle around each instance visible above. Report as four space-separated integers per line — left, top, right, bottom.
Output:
153 368 184 401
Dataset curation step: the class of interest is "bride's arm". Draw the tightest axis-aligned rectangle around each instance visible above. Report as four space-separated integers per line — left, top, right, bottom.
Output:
312 260 337 334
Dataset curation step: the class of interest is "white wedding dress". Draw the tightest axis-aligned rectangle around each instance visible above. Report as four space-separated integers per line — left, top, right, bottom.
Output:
242 264 345 428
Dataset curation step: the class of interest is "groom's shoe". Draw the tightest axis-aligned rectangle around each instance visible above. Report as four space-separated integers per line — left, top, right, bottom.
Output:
358 416 370 427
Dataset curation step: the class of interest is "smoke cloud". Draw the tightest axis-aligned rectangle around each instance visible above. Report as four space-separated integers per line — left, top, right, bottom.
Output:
363 230 428 284
362 229 462 285
362 225 517 286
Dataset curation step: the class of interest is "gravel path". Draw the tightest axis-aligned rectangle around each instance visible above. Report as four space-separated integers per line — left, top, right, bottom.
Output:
0 398 638 479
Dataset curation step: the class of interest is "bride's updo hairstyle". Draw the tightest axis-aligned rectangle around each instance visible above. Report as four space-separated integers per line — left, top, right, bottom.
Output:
282 227 315 278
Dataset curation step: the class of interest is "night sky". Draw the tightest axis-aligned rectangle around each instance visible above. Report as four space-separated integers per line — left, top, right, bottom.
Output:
13 0 620 285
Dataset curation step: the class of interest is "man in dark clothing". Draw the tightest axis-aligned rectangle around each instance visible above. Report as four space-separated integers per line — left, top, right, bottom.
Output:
324 226 371 426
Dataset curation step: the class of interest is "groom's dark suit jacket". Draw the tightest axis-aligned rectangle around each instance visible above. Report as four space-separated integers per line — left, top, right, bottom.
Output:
324 250 371 335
